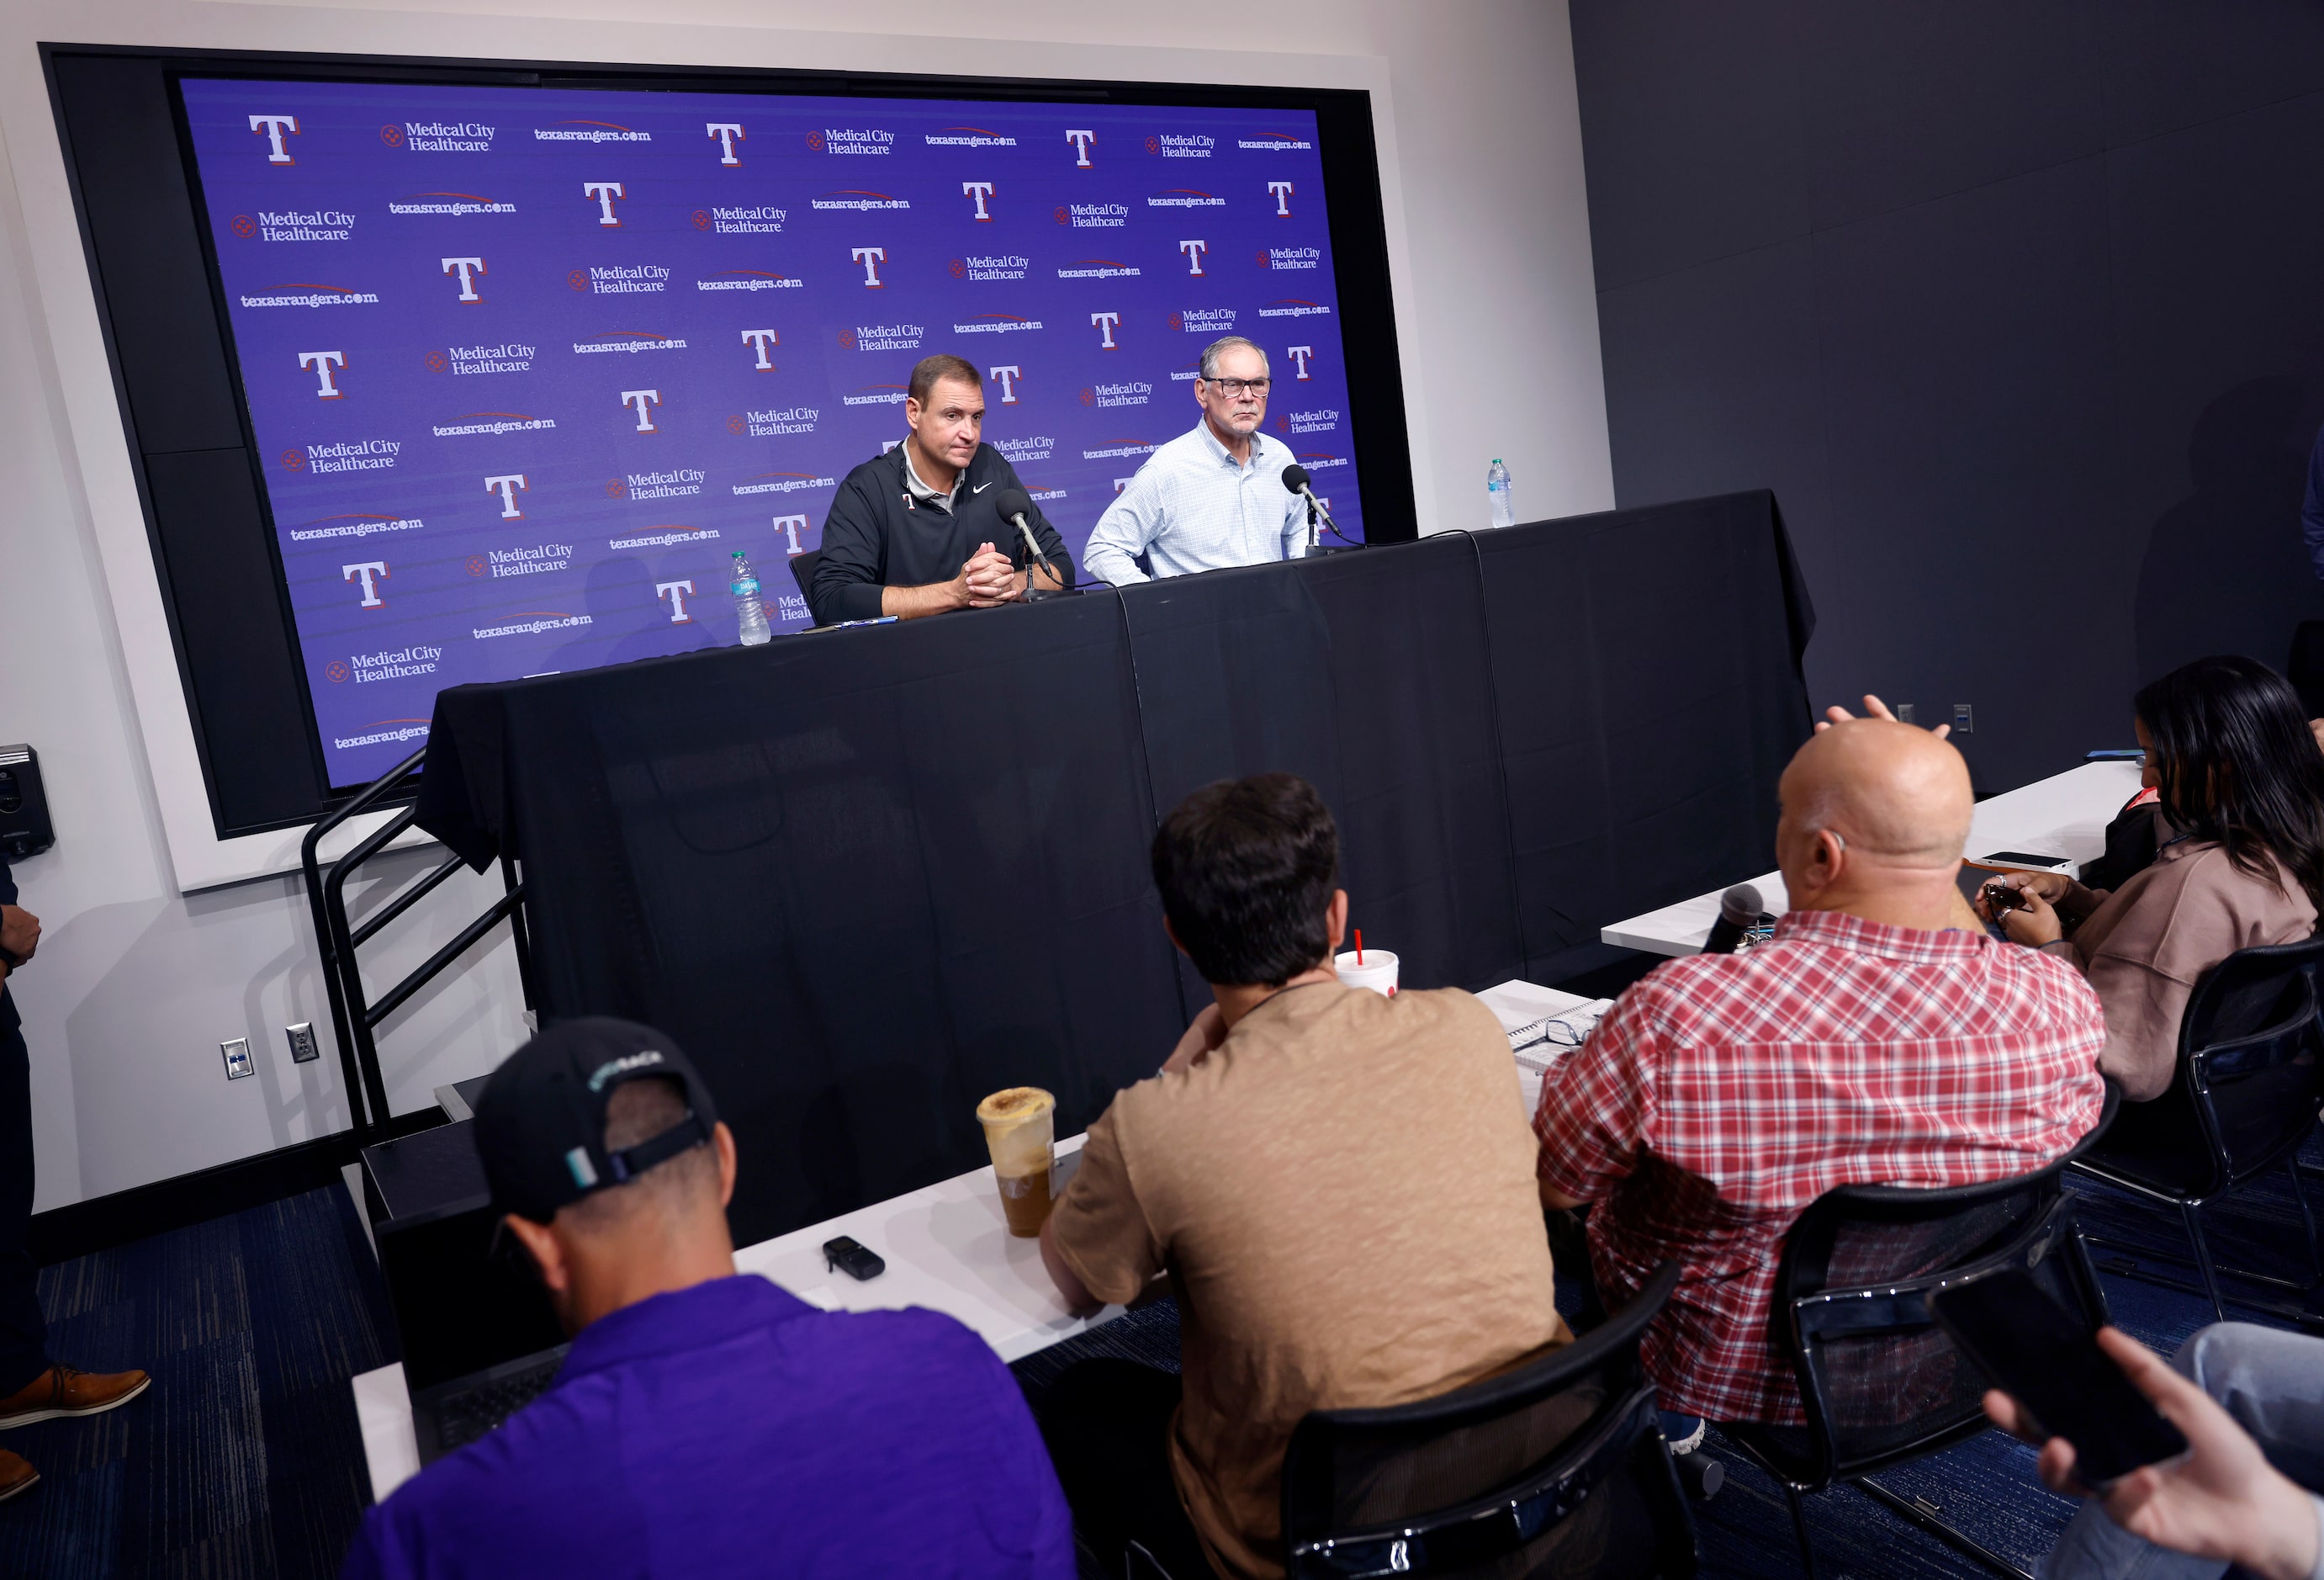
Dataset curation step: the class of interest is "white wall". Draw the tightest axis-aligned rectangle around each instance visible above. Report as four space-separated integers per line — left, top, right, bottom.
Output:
0 0 1609 1212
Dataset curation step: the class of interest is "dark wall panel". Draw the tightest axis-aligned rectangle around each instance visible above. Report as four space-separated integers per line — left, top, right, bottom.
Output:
1596 238 1827 537
1810 157 2120 784
2106 96 2324 687
1566 0 1809 291
2099 1 2324 145
1795 0 2104 230
1571 3 2324 789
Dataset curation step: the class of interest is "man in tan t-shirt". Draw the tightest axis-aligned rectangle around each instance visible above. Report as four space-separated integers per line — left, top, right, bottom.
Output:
1038 772 1568 1580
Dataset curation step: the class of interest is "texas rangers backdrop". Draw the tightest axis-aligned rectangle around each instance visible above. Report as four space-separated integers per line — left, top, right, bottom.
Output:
179 77 1363 787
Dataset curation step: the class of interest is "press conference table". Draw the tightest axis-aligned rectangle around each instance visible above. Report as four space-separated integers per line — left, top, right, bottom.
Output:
1599 760 2143 957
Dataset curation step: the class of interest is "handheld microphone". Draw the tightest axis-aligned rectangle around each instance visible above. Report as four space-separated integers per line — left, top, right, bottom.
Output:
992 485 1064 600
1701 883 1764 956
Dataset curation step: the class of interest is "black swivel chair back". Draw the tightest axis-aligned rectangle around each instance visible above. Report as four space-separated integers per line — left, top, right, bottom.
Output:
786 549 823 609
1723 1083 2119 1577
2072 936 2324 1319
1279 1261 1695 1580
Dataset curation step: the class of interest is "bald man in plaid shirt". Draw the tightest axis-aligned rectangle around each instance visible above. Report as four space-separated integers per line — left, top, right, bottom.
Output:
1534 718 2108 1431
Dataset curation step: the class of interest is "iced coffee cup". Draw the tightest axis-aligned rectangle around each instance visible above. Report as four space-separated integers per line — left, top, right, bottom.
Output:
1336 948 1400 995
976 1087 1056 1238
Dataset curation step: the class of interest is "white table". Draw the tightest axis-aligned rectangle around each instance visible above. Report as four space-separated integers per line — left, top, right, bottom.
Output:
352 982 1594 1503
1599 761 2143 957
1476 979 1596 1116
352 1133 1121 1503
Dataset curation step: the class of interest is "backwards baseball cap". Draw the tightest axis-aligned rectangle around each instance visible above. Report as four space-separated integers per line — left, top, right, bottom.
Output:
474 1017 721 1224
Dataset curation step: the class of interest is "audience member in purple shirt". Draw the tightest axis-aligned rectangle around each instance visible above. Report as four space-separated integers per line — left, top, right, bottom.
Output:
342 1018 1072 1580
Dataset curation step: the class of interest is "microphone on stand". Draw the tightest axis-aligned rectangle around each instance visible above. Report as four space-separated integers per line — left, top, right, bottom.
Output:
1701 883 1764 956
993 485 1067 601
1280 464 1356 555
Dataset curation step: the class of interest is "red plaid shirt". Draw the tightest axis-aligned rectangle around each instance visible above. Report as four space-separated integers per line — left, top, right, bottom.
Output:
1533 909 2107 1423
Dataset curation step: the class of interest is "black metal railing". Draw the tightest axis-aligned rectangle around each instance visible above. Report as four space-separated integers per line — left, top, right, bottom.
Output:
299 748 535 1146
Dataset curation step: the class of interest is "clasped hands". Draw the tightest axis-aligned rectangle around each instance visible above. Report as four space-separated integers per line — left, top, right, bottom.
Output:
953 542 1024 610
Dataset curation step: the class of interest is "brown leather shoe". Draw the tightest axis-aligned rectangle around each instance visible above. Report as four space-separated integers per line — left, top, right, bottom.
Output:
0 1450 34 1503
0 1365 151 1430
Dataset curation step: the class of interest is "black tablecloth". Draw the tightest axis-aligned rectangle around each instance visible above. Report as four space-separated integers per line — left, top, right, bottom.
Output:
417 490 1813 1243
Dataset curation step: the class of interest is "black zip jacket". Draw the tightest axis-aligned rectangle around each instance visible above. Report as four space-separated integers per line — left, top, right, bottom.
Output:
809 443 1073 625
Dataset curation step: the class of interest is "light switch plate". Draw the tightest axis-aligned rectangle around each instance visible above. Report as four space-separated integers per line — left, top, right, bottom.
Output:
221 1038 254 1080
286 1022 320 1064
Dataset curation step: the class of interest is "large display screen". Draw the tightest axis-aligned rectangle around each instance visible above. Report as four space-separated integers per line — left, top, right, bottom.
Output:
176 77 1365 788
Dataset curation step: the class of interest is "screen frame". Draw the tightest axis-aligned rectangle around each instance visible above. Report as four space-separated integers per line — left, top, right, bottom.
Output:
44 42 1417 840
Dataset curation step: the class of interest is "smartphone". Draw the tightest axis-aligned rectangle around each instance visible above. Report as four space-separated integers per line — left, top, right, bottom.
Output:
1931 1266 2187 1486
1977 851 2073 872
1981 881 2028 916
822 1235 887 1282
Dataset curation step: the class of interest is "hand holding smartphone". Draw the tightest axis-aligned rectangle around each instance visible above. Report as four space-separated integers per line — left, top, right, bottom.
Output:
1973 1314 2324 1580
1933 1266 2187 1487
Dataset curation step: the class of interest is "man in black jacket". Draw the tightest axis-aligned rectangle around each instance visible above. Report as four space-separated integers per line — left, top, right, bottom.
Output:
810 353 1073 626
0 859 150 1503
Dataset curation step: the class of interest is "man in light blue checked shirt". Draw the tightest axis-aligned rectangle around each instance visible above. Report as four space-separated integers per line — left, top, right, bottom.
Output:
1081 336 1311 586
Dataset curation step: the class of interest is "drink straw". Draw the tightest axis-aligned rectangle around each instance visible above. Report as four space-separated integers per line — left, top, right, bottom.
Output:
1355 929 1363 965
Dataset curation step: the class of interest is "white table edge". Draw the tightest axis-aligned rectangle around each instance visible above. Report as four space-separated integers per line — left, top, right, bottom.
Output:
352 1133 1116 1504
1596 761 2141 957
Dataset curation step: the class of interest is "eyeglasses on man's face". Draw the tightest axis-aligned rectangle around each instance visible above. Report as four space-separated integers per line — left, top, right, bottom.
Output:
1203 377 1272 397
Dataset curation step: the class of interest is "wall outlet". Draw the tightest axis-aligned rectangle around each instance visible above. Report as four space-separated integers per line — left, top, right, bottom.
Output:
221 1038 254 1081
286 1022 320 1064
1895 703 1916 724
1951 703 1974 734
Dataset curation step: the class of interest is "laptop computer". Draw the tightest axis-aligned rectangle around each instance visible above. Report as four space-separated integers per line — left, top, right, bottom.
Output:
365 1118 569 1465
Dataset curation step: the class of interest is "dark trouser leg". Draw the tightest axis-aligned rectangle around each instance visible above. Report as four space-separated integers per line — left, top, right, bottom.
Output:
1545 1206 1608 1334
0 1021 46 1397
1036 1359 1217 1580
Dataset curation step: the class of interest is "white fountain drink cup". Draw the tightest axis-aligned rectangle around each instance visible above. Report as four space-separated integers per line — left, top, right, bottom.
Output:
976 1087 1056 1238
1335 949 1400 996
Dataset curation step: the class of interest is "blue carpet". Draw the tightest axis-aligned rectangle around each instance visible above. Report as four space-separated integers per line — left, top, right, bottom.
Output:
0 1184 393 1579
0 1143 2312 1578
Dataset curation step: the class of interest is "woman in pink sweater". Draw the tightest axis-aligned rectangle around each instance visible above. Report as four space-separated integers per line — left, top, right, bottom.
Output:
1979 656 2324 1100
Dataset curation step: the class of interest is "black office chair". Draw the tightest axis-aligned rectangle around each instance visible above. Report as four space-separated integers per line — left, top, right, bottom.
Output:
2071 936 2324 1321
786 549 822 608
1277 1260 1695 1580
1721 1084 2120 1580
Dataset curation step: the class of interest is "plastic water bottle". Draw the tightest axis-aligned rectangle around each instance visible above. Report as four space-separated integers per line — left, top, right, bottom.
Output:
730 550 770 646
1486 459 1516 528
